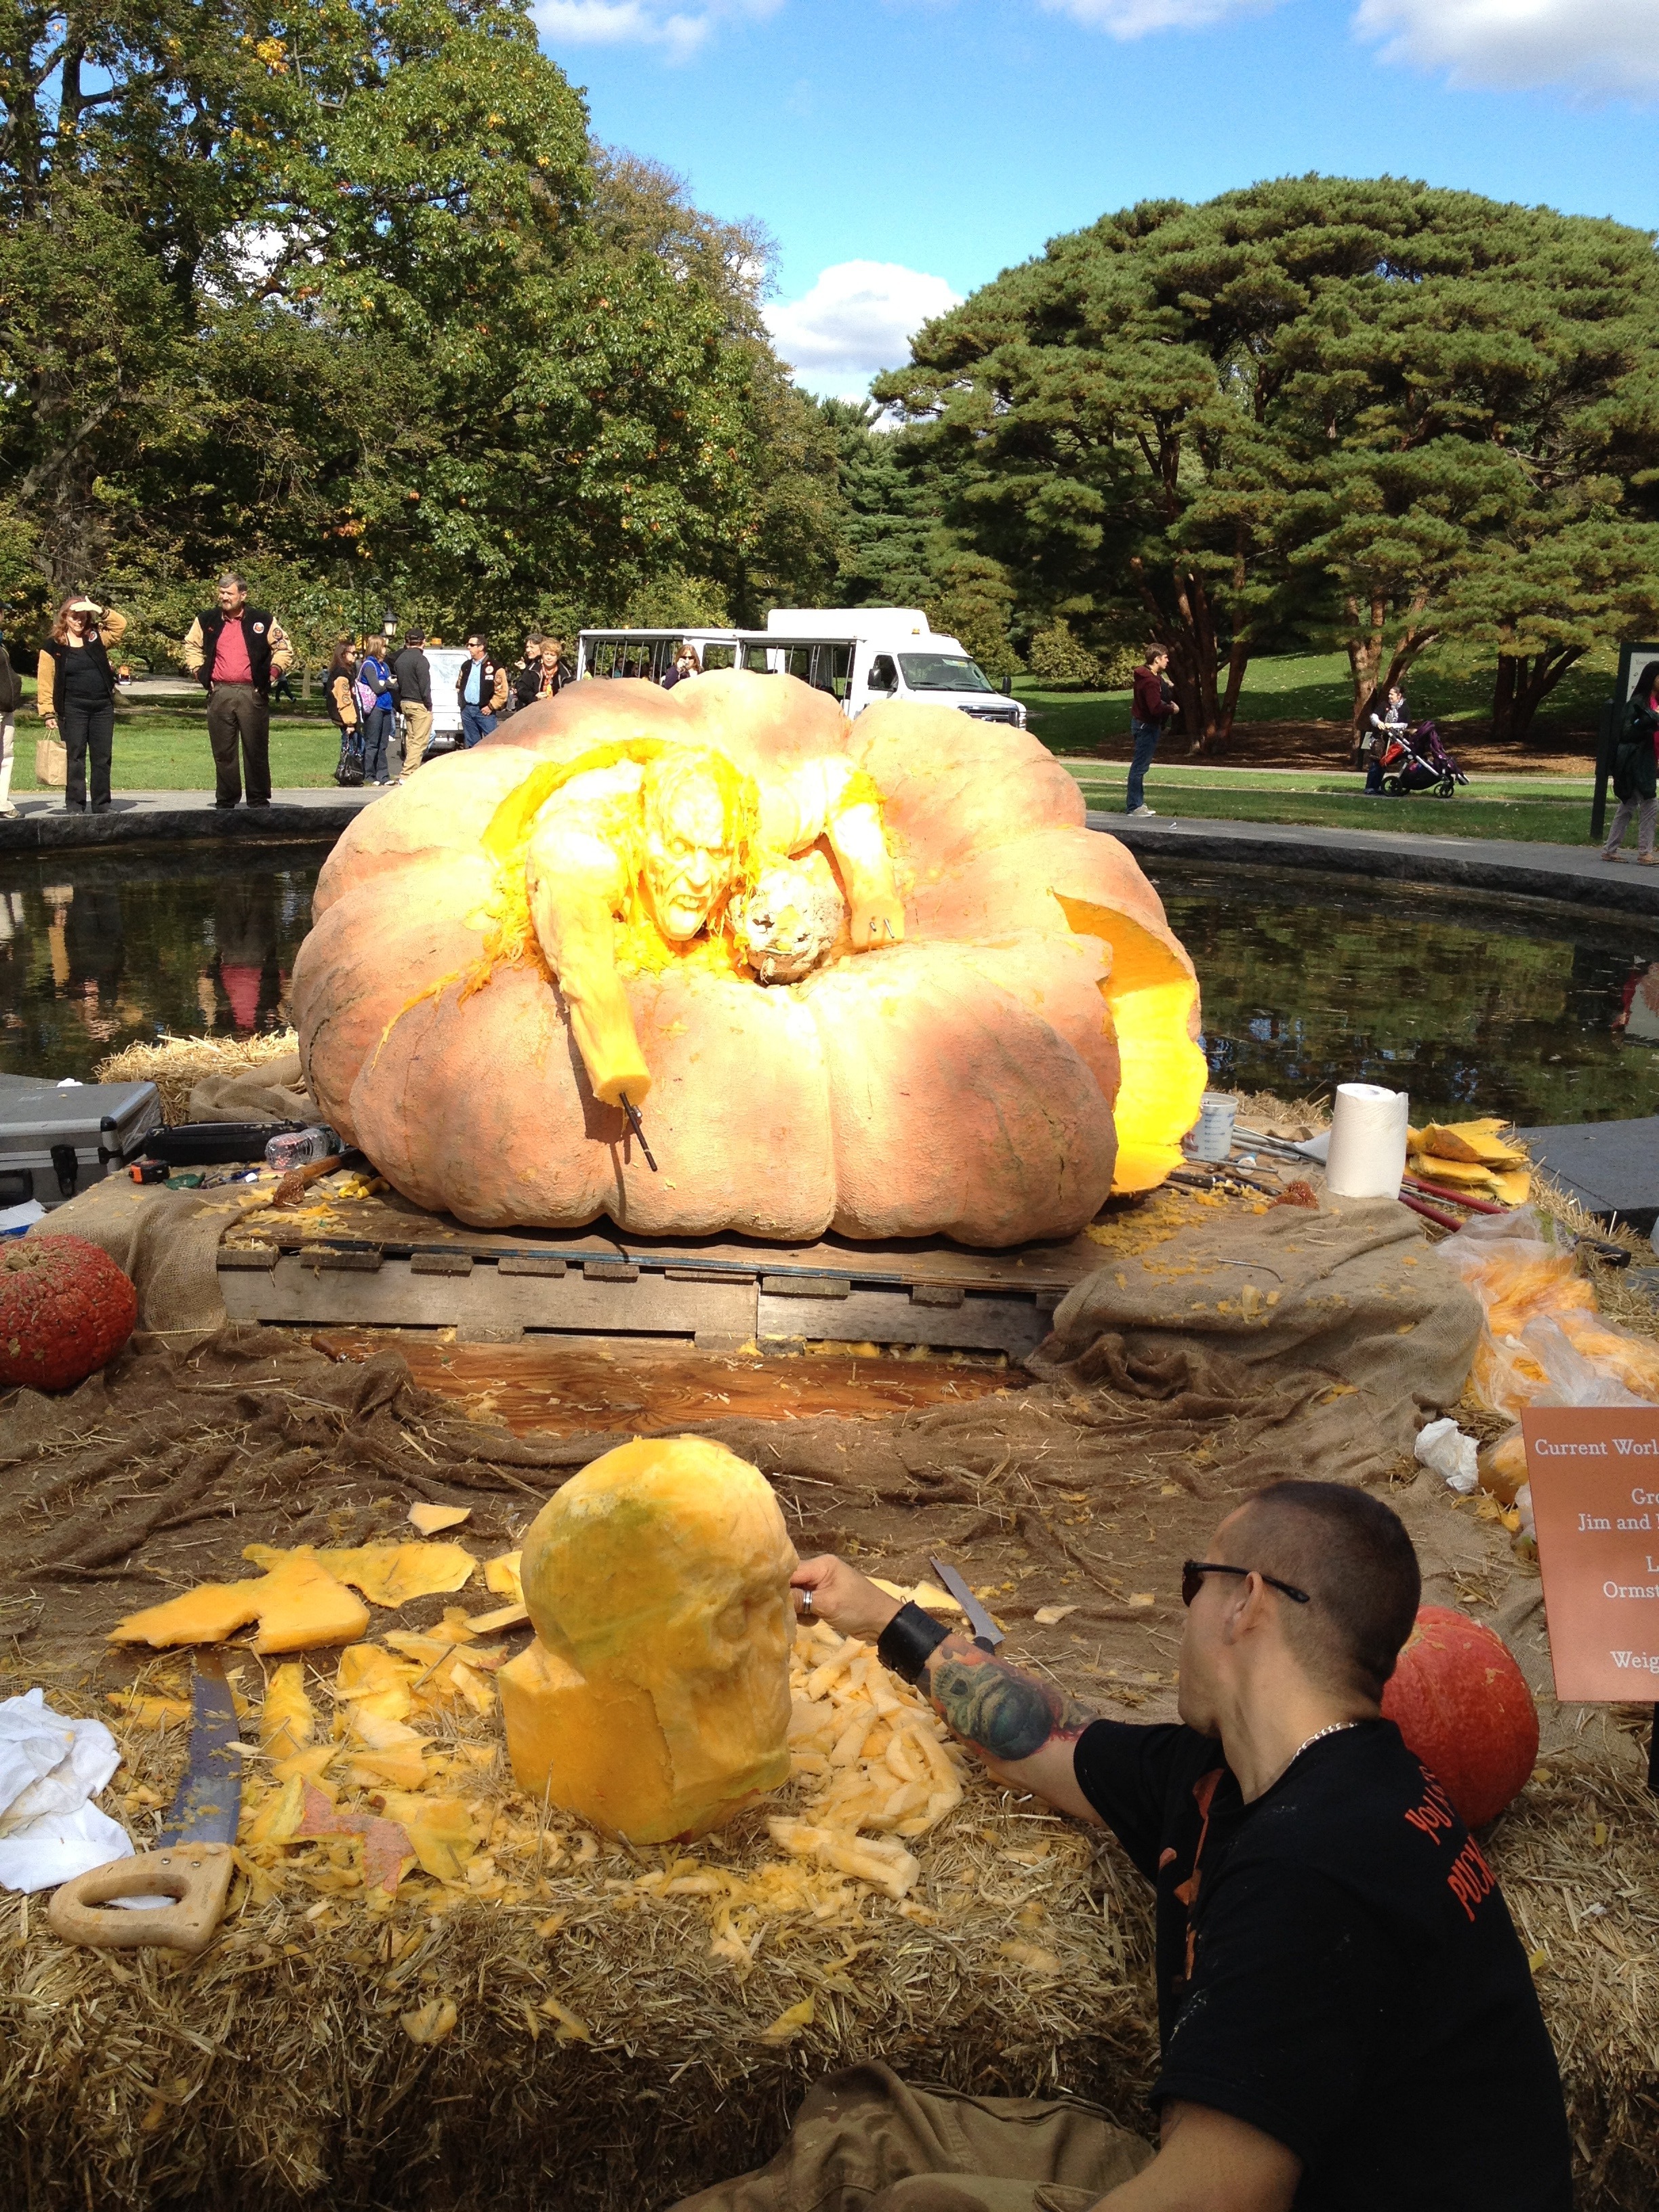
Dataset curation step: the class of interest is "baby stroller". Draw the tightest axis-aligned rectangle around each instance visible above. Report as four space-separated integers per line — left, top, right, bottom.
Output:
1378 719 1468 799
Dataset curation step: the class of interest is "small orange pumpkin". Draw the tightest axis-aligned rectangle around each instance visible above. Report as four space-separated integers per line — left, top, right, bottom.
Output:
1381 1605 1538 1828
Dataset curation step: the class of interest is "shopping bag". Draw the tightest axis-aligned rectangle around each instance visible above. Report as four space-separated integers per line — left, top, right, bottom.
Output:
35 735 67 788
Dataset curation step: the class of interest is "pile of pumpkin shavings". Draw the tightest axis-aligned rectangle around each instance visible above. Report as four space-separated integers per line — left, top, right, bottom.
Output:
105 1609 980 1992
774 1620 969 1903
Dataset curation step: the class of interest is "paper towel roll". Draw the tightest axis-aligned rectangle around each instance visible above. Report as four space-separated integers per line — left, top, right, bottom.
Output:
1324 1082 1410 1199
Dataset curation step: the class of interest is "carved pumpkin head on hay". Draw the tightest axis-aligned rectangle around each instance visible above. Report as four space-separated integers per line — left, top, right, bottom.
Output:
290 672 1206 1244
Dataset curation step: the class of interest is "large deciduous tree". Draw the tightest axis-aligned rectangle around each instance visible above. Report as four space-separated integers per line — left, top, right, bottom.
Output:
0 1 838 640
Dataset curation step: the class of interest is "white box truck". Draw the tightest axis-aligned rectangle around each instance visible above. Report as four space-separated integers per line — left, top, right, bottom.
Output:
575 608 1025 729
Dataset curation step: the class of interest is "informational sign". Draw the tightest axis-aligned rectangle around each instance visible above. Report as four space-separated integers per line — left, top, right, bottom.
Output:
1523 1407 1659 1701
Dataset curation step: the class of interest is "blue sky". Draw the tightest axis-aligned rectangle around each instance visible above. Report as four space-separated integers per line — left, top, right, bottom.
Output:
538 0 1658 396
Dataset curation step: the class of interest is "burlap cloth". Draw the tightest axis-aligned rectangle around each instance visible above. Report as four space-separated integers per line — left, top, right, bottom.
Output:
1025 1196 1481 1486
28 1176 268 1344
670 2064 1151 2212
187 1047 314 1125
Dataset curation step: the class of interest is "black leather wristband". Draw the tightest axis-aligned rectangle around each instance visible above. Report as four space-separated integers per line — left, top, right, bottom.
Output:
876 1602 950 1687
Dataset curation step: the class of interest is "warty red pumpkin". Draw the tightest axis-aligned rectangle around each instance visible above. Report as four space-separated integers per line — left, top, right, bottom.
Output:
1381 1604 1538 1828
1 1233 137 1390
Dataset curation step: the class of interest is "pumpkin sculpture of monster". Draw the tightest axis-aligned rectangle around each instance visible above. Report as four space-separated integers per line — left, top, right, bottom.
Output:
290 672 1206 1246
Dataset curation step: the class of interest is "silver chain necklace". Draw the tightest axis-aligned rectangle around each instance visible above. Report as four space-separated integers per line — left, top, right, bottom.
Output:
1265 1719 1359 1796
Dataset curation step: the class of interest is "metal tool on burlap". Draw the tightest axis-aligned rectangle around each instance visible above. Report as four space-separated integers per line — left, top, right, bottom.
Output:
47 1652 241 1954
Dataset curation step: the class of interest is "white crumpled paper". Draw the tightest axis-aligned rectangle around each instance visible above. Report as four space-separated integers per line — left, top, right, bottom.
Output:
0 1689 132 1892
1415 1415 1479 1496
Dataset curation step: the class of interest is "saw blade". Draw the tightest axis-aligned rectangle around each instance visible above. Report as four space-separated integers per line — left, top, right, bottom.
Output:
157 1652 243 1848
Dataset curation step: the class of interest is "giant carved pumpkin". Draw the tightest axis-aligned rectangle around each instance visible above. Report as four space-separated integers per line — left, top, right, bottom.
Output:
1381 1605 1539 1828
290 673 1206 1244
499 1435 796 1843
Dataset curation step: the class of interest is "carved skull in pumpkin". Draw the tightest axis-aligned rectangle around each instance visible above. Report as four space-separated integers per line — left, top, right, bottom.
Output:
499 1435 798 1843
290 672 1206 1244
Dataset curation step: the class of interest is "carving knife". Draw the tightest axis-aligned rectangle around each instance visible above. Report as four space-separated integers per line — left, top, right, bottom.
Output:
47 1652 243 1954
928 1556 1005 1650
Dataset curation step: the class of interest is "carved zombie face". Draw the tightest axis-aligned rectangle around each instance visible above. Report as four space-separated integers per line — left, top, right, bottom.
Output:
640 758 739 942
501 1436 797 1841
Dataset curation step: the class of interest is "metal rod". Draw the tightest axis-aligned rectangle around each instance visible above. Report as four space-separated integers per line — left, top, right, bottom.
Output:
618 1092 659 1174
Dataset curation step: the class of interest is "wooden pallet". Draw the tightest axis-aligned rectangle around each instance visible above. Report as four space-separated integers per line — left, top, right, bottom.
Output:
218 1196 1103 1355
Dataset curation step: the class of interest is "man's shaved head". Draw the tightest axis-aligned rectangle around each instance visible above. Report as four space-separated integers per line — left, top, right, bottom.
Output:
1220 1482 1421 1702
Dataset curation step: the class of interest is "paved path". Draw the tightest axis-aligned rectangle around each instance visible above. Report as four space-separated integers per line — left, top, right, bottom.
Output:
1511 1118 1659 1235
0 786 384 853
1089 810 1659 917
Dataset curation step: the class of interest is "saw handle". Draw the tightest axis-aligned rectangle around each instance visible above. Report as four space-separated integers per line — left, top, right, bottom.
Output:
47 1842 235 1954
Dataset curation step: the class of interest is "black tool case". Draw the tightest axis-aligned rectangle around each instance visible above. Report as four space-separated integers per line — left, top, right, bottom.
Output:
0 1073 164 1208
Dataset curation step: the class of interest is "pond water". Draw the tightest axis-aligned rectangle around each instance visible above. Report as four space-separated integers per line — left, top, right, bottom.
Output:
1 846 1657 1127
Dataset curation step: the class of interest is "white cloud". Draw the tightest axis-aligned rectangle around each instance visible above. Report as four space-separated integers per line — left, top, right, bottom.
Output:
535 0 780 62
1353 0 1659 98
1038 0 1275 37
764 260 962 398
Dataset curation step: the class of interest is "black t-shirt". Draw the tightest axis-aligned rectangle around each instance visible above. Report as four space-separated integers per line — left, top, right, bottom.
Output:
58 641 113 709
1072 1717 1572 2211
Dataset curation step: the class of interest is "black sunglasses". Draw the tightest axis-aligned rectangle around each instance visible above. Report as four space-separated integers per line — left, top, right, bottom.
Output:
1181 1560 1311 1607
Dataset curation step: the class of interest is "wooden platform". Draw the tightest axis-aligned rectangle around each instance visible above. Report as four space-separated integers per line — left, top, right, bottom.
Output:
220 1194 1105 1356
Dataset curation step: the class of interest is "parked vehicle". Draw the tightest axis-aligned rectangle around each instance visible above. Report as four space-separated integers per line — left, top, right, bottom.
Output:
575 609 1026 730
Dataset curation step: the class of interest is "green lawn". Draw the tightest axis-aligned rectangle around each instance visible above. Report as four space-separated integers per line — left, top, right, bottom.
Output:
1017 647 1612 758
1068 766 1600 844
12 703 343 791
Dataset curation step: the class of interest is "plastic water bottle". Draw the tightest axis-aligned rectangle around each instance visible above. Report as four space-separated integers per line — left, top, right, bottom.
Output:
265 1125 343 1172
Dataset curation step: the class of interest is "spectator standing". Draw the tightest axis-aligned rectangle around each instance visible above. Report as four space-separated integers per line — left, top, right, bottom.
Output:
354 639 396 785
325 640 363 785
540 636 573 699
1126 646 1173 817
661 642 701 691
0 614 20 819
182 573 293 808
1603 660 1659 867
456 633 506 747
508 632 546 714
392 629 434 777
37 596 127 812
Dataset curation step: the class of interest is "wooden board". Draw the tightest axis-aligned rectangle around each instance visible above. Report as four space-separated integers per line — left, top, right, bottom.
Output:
221 1195 1100 1353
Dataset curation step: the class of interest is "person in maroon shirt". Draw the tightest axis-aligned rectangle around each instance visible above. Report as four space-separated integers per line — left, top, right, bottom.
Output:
1126 647 1173 817
182 573 293 808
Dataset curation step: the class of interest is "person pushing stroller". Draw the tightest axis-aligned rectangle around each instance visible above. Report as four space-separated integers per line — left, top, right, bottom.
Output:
1359 686 1408 795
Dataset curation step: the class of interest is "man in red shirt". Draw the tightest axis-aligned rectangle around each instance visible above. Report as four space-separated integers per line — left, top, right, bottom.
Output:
182 573 293 808
1127 647 1173 817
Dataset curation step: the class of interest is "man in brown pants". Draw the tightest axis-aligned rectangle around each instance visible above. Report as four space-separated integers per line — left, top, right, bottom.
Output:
182 573 293 808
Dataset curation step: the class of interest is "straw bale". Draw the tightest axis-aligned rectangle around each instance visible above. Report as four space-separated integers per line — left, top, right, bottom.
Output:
95 1029 303 1124
0 1645 1161 2212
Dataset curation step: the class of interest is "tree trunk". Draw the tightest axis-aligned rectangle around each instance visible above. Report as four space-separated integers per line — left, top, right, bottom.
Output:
1491 654 1519 744
1345 594 1385 733
1128 556 1248 748
1508 648 1584 744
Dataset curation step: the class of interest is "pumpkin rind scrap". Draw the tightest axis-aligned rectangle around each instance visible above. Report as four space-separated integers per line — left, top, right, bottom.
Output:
1 1234 137 1389
290 674 1206 1244
108 1553 371 1655
501 1435 796 1843
1380 1604 1539 1828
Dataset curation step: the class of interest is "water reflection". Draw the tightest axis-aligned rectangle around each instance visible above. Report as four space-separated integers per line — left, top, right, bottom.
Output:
0 845 321 1080
3 848 1658 1127
1153 864 1659 1124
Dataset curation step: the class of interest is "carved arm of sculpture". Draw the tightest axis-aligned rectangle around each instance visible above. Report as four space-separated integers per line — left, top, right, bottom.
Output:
762 757 906 951
527 821 653 1109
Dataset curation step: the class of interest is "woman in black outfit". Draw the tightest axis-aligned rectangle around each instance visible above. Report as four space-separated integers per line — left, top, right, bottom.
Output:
37 596 127 811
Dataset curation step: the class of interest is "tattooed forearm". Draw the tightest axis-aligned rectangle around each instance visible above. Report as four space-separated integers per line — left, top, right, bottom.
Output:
924 1636 1096 1764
